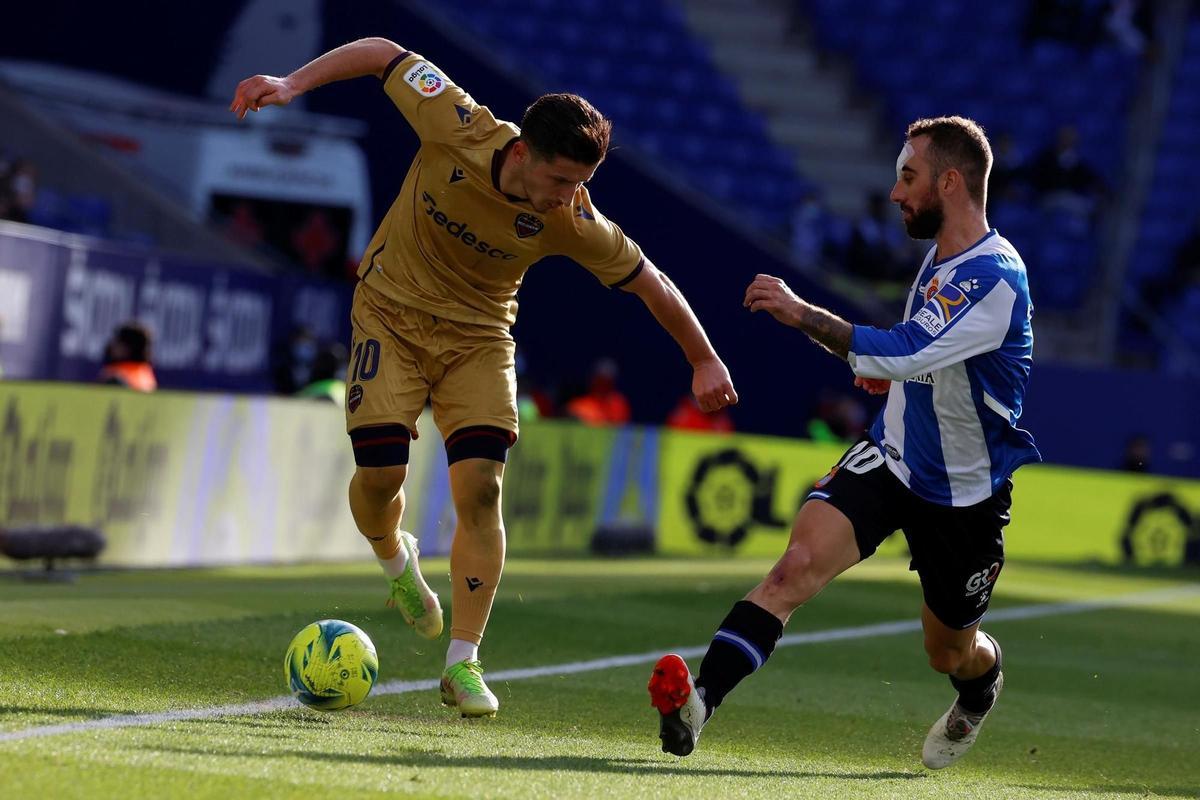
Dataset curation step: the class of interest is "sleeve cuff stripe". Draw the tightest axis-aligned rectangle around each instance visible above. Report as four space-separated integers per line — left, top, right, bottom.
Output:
608 258 644 289
381 51 412 82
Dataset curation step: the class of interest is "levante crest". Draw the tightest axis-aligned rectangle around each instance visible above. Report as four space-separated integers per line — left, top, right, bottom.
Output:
514 213 543 238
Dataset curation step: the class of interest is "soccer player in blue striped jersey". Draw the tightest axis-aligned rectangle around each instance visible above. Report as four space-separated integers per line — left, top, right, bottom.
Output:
648 116 1039 769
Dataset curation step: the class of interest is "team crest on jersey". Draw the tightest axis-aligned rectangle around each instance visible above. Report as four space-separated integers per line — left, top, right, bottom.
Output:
348 384 364 413
404 61 446 96
514 212 543 238
912 282 972 337
813 465 839 489
923 277 940 302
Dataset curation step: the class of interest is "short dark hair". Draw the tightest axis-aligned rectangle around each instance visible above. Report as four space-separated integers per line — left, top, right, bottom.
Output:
520 93 612 165
906 116 992 207
105 321 152 364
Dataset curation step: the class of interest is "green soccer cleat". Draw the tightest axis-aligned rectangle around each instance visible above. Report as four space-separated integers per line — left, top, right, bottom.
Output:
440 659 499 718
384 531 443 639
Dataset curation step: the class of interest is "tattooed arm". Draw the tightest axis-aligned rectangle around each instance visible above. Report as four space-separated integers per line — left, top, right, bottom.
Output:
743 274 853 360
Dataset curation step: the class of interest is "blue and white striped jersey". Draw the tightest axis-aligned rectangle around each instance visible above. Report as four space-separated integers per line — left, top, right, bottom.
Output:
847 230 1041 507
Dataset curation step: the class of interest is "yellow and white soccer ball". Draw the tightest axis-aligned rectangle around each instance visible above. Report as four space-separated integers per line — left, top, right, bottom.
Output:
284 619 379 711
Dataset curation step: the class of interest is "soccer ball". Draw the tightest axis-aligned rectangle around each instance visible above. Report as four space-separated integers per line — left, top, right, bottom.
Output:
284 619 379 711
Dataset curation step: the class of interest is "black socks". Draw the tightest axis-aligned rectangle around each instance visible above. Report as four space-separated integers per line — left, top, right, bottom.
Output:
695 600 784 716
950 632 1003 714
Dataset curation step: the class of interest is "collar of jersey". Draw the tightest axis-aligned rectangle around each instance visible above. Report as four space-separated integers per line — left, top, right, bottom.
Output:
931 228 997 268
491 137 529 203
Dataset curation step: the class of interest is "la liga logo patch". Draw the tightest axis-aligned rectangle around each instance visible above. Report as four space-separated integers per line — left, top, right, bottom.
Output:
404 62 446 97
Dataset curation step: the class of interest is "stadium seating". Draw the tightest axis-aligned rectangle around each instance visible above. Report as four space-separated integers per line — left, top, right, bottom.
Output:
434 0 811 233
800 0 1142 310
1123 17 1200 371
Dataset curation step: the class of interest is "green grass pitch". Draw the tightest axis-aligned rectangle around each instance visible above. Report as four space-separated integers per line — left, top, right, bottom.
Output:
1 557 1198 799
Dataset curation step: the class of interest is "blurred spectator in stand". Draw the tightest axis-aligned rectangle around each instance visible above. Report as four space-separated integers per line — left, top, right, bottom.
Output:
565 357 631 426
273 326 317 395
666 394 733 433
1104 0 1154 57
789 191 831 270
515 351 553 421
97 322 157 392
846 192 910 284
0 158 37 224
1024 0 1102 50
1142 213 1200 311
224 200 266 249
296 343 348 406
1030 126 1105 226
989 132 1028 205
806 388 868 443
1120 434 1152 472
292 209 342 278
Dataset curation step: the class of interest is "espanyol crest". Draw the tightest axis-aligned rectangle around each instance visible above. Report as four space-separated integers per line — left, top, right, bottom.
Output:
514 213 543 238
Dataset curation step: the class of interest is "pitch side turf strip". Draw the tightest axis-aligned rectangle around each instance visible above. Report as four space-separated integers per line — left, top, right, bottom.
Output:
2 585 1194 743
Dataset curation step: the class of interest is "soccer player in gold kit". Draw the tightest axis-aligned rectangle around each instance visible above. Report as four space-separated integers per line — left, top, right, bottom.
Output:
231 38 737 716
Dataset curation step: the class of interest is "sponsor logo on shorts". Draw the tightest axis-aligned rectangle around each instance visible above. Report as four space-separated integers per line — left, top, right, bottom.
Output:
405 61 446 96
965 561 1001 598
514 212 544 238
348 384 364 413
913 282 971 337
422 192 517 259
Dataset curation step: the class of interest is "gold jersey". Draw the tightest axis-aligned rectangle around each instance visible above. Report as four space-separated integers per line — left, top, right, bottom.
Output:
356 51 644 328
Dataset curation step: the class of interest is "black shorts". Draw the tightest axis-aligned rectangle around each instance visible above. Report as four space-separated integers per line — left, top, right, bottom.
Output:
809 438 1012 630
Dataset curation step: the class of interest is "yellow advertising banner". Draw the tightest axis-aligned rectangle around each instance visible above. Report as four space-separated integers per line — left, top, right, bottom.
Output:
657 430 1200 566
502 419 619 554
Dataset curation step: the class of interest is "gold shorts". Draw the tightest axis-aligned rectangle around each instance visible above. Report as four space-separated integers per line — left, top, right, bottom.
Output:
344 281 518 441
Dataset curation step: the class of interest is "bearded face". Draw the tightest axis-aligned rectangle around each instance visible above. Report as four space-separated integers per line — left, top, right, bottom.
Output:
903 188 945 240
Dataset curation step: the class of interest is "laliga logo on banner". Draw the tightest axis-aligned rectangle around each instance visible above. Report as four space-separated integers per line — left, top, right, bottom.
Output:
684 448 787 547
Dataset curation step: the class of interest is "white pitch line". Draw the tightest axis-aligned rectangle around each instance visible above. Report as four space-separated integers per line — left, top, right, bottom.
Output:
1 584 1195 743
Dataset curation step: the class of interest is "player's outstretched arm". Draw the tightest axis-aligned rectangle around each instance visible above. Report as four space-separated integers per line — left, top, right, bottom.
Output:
229 37 405 119
622 261 737 413
744 274 853 360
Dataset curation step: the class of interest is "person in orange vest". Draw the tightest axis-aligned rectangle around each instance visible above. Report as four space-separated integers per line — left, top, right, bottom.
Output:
666 394 734 433
97 322 157 392
565 358 630 426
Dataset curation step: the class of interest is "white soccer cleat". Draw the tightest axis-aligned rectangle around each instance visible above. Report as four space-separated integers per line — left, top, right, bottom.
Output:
648 654 707 757
922 671 1004 769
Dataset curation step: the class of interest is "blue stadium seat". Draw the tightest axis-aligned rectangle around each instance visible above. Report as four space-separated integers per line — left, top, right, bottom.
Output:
434 0 805 234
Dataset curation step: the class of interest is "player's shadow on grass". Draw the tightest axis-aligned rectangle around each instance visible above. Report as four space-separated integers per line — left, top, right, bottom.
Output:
194 715 467 740
141 743 925 780
1016 783 1200 799
0 706 141 719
